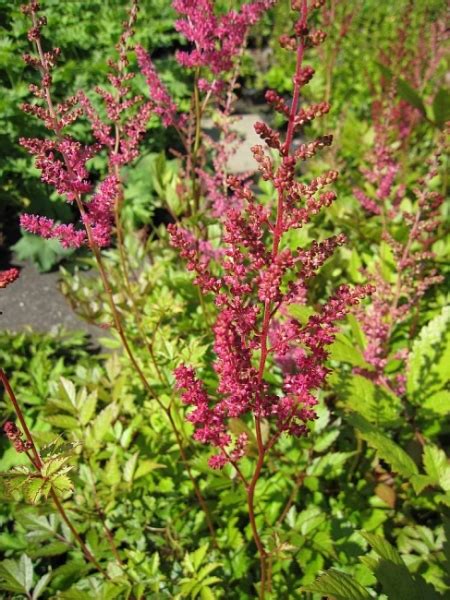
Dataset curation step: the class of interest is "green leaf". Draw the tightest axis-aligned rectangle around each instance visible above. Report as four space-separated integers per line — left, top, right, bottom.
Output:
133 460 165 479
91 404 118 442
287 304 315 324
362 533 441 600
433 88 450 128
192 544 209 570
79 391 97 425
51 472 74 496
301 569 370 599
423 445 450 491
0 554 34 594
59 377 77 407
46 415 80 430
41 455 72 477
12 233 74 272
410 474 434 495
421 390 450 416
342 374 402 427
376 62 426 116
407 306 450 400
123 452 139 483
373 559 439 600
23 477 51 503
361 532 403 565
200 587 216 600
348 413 418 477
32 570 52 599
329 334 369 368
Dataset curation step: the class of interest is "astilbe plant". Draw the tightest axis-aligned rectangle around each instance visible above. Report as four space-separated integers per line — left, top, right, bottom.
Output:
15 0 278 552
136 0 275 219
16 0 227 544
170 0 372 595
354 132 446 398
351 25 447 396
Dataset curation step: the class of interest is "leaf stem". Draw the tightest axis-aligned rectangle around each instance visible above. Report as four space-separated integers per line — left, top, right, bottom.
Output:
0 370 107 577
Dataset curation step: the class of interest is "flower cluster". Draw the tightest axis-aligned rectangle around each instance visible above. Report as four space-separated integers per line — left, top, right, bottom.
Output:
171 0 372 468
3 421 32 453
0 268 20 289
354 10 447 218
135 45 183 128
19 0 151 250
135 0 273 219
355 136 446 393
173 0 275 76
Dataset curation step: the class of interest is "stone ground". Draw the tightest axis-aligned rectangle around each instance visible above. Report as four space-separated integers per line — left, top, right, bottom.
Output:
1 114 263 335
0 260 99 337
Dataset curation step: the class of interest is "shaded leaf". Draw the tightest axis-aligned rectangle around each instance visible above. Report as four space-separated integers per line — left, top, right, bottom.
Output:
301 569 370 599
348 414 418 477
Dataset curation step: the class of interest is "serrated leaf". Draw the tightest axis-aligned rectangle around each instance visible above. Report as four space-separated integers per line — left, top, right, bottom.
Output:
421 390 450 416
46 415 80 429
41 455 72 477
0 555 34 594
407 306 450 400
423 445 450 492
329 334 369 368
371 557 441 600
79 391 97 425
314 428 339 453
361 532 403 565
196 563 221 582
348 413 418 478
59 377 77 407
134 460 165 479
123 452 139 483
51 472 74 496
192 544 209 570
104 452 121 486
12 233 74 272
40 440 79 459
301 569 370 599
92 404 118 442
340 374 402 427
410 474 434 495
23 477 51 503
308 452 353 478
30 541 68 558
200 587 216 600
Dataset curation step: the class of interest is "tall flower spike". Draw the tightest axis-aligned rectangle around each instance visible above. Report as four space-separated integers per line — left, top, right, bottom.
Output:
19 0 152 250
171 0 373 469
355 133 446 395
173 0 276 76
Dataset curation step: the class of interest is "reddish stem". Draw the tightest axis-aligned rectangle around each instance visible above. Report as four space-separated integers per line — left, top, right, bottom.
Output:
246 4 308 598
0 370 107 577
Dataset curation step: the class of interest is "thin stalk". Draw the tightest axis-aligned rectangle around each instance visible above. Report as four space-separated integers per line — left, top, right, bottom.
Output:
33 20 217 544
192 69 203 214
0 370 107 577
79 212 217 542
245 4 308 597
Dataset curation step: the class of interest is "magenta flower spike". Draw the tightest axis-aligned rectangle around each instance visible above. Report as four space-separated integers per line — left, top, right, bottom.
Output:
170 0 373 470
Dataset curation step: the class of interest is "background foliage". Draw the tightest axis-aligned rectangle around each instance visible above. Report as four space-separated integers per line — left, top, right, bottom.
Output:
0 0 449 598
